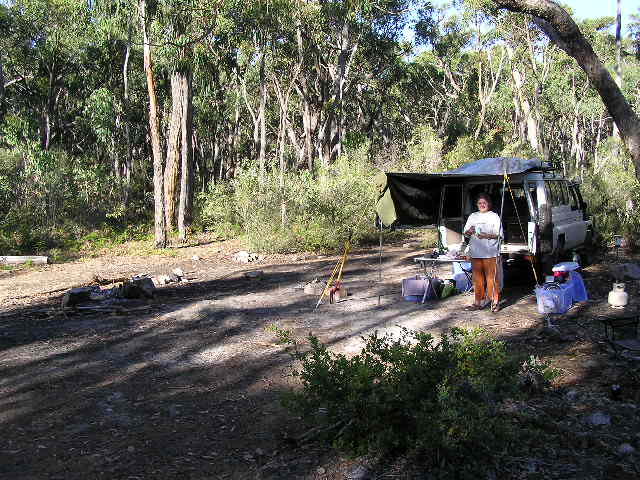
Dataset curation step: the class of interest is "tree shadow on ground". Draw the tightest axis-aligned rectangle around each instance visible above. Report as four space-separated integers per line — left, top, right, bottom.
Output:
0 250 630 479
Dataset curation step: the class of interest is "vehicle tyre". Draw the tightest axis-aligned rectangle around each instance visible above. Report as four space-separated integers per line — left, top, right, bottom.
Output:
541 237 564 276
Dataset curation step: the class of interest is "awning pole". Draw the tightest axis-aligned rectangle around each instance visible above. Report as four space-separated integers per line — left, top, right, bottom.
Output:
378 224 383 305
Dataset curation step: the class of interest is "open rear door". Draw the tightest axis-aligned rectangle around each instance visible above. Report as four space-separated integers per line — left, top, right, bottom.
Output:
439 184 464 248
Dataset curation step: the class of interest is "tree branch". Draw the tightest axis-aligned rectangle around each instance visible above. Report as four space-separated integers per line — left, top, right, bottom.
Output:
492 0 640 177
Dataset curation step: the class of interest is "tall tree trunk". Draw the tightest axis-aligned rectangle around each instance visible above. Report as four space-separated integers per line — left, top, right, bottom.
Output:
164 72 184 230
507 45 539 150
613 0 622 137
474 46 506 139
321 22 357 165
295 21 314 172
40 66 56 151
178 71 193 241
0 53 5 124
300 91 314 171
273 74 296 227
227 98 240 179
140 0 166 248
123 23 133 202
257 52 267 183
492 0 640 180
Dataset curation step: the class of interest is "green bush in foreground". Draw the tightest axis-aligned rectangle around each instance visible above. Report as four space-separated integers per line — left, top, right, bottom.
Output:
274 327 556 469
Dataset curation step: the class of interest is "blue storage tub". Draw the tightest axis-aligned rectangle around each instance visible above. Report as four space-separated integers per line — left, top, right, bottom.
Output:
452 261 472 292
535 282 572 314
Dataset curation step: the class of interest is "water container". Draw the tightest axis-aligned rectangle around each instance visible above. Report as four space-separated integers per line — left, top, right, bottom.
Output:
452 261 473 292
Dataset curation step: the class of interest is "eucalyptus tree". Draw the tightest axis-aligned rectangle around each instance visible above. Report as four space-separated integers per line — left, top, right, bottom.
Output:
234 0 282 183
137 0 171 247
0 4 9 124
415 4 478 140
493 11 552 154
136 0 230 243
295 0 415 167
0 0 92 151
631 8 640 59
154 0 202 236
489 0 640 180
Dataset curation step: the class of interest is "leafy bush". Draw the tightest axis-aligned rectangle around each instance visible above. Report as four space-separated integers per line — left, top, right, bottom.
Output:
499 140 539 160
517 355 561 393
195 150 379 253
443 133 501 171
379 124 444 173
279 327 525 463
0 145 148 255
194 182 242 240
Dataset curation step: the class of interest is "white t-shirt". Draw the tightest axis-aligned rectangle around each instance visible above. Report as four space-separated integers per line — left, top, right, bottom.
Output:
463 211 503 259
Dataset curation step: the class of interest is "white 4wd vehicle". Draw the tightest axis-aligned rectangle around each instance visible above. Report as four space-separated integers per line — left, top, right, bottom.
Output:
438 171 592 273
376 158 594 275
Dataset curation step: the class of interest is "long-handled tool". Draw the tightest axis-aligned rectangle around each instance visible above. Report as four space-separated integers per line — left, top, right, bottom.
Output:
315 239 351 309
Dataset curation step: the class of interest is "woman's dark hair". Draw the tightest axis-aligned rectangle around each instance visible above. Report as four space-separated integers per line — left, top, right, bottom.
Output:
476 193 492 209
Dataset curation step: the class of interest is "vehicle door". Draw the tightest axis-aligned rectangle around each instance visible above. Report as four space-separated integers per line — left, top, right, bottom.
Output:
567 183 590 246
438 184 464 248
523 178 541 254
545 180 586 251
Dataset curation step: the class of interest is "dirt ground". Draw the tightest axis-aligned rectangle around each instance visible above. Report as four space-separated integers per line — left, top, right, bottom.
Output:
1 236 640 479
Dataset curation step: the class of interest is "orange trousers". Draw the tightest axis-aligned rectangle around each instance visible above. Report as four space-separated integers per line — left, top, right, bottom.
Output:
471 257 500 306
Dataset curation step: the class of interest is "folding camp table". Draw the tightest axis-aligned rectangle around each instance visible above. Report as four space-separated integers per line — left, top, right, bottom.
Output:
413 256 473 292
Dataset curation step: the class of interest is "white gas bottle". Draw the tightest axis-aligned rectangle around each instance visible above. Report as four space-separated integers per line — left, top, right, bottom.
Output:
608 282 629 309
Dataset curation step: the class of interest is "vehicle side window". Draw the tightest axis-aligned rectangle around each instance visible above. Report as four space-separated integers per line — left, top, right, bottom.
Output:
560 183 570 206
545 181 561 207
568 185 580 210
528 184 538 214
551 181 569 206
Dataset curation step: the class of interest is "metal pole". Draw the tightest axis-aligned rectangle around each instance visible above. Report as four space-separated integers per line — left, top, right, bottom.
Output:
378 225 383 305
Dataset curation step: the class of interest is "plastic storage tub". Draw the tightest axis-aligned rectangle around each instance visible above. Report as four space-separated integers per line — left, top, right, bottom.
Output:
535 282 573 314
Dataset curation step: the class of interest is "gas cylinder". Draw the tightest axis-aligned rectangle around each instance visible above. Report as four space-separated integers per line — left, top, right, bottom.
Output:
608 283 629 309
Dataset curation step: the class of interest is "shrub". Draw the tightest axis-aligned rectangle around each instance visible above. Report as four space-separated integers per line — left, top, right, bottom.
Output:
581 138 640 248
194 182 242 240
195 150 379 253
499 140 539 160
379 124 444 173
279 327 523 463
0 145 148 255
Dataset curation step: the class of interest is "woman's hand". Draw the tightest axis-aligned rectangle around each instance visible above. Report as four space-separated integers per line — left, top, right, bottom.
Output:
464 226 475 236
477 232 497 240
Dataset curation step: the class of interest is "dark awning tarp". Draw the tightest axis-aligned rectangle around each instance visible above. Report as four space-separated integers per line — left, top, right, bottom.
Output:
375 172 443 227
375 157 542 228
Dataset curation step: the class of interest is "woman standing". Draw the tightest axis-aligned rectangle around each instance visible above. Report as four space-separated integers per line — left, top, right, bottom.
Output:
463 193 503 312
